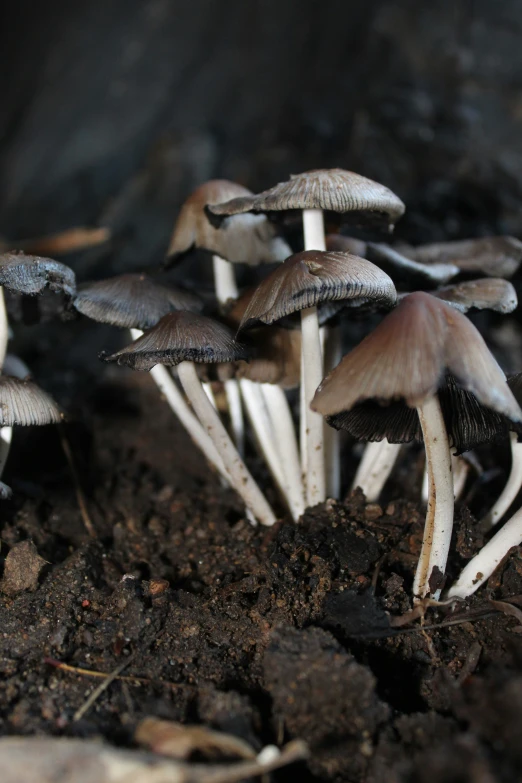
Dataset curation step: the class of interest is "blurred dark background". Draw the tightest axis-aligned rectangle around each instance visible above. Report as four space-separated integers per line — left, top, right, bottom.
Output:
2 0 522 281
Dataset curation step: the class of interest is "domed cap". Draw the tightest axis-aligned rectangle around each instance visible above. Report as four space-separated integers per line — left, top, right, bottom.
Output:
238 250 397 330
0 376 62 426
312 291 522 422
432 278 518 314
207 169 405 230
0 253 76 296
73 274 203 330
166 180 290 266
101 311 249 371
408 236 522 278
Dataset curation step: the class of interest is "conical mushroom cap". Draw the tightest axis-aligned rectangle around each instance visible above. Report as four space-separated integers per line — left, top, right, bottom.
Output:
0 376 62 426
326 375 513 454
101 311 248 371
238 250 397 330
207 169 405 229
312 291 522 422
167 180 290 266
407 236 522 278
73 274 203 329
0 253 76 296
432 278 518 314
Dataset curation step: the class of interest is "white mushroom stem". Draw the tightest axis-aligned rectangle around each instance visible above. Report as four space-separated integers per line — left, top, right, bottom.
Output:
301 208 327 506
448 506 522 599
323 324 342 498
413 395 454 601
129 329 228 484
352 440 402 502
0 287 11 483
481 433 522 528
177 360 277 527
259 382 305 518
212 254 245 455
422 452 470 503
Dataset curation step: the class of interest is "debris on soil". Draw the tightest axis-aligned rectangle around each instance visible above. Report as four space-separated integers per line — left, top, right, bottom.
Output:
0 540 46 595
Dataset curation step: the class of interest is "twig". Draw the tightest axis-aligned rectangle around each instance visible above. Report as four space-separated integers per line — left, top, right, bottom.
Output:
58 424 96 538
44 657 188 692
73 658 131 722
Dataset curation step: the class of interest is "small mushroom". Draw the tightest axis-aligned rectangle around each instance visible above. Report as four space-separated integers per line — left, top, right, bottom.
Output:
0 375 62 426
312 292 521 599
0 252 76 297
364 242 460 287
73 273 203 329
406 236 522 278
102 312 276 527
239 249 396 507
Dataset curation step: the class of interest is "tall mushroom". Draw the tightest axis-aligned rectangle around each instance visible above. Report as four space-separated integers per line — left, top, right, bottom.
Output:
167 179 291 455
102 312 276 527
406 236 522 279
238 249 397 506
207 169 404 504
72 274 232 484
312 292 522 599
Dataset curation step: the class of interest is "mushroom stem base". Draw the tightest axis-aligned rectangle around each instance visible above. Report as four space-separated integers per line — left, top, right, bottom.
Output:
177 360 277 527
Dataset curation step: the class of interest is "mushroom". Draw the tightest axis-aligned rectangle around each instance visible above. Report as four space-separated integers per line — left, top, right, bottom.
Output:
168 180 291 457
102 312 276 527
238 249 397 507
0 226 110 257
431 278 518 314
72 274 233 485
312 292 522 599
208 169 404 504
405 236 522 278
364 242 460 287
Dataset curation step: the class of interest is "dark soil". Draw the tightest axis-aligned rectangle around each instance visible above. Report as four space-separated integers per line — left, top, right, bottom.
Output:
1 362 522 783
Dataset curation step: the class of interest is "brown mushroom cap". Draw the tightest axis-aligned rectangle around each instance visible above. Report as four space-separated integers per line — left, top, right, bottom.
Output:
432 278 518 314
73 274 203 330
312 291 522 422
238 250 397 330
206 169 405 230
406 236 522 278
0 253 76 297
166 180 291 266
101 311 249 371
235 326 301 389
0 376 62 426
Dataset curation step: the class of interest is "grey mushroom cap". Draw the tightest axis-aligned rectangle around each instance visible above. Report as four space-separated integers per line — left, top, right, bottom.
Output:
73 274 203 330
101 311 249 371
206 169 405 230
364 242 460 288
312 291 522 424
432 278 518 314
406 236 522 279
0 253 76 297
166 179 291 266
0 376 62 426
238 250 397 330
0 481 12 500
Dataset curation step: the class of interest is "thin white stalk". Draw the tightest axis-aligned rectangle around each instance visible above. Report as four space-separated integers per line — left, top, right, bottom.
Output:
301 208 326 507
453 454 470 502
129 329 228 484
260 382 305 518
203 381 219 410
481 433 522 528
422 452 470 503
212 253 245 455
177 360 277 527
448 505 522 599
323 324 342 498
352 440 402 502
0 287 11 484
300 373 307 475
413 395 454 601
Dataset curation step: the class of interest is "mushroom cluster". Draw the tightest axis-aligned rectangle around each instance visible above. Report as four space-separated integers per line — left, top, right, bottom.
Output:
5 169 522 608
